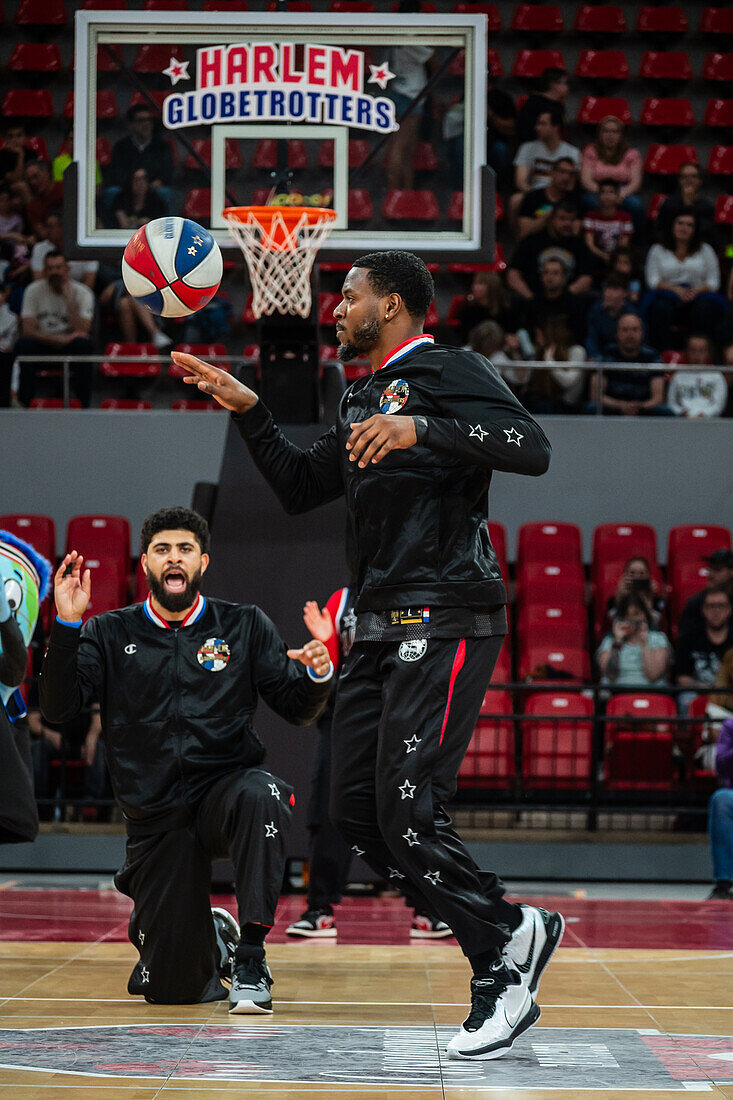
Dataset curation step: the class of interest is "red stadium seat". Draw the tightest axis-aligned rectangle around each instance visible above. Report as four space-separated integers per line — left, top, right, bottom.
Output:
715 194 733 226
66 516 130 568
184 139 242 172
520 645 590 683
705 99 733 129
169 344 229 378
0 514 56 565
252 139 308 170
1 90 54 119
414 142 438 172
519 620 586 651
647 193 667 222
644 144 698 175
318 139 370 169
29 399 82 409
128 91 168 113
668 525 732 579
517 522 583 567
99 400 153 410
519 602 587 640
133 44 186 74
592 523 658 580
144 0 189 9
134 560 147 602
382 190 440 222
516 562 586 609
15 0 67 24
83 0 128 7
459 692 514 789
604 693 677 790
577 96 631 126
10 135 50 161
668 561 709 628
81 571 128 622
641 98 695 128
512 49 566 79
639 52 693 82
700 8 733 35
708 145 733 177
348 189 374 222
704 53 733 82
574 5 626 34
522 693 594 789
265 0 312 9
202 0 249 9
330 0 375 9
100 343 161 380
171 399 223 410
63 90 118 120
183 188 211 221
453 2 501 29
575 50 630 81
318 293 342 327
661 350 685 365
8 43 62 73
487 48 503 77
635 6 688 34
511 4 563 32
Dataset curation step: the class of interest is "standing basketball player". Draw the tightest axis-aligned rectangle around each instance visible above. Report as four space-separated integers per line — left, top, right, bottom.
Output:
39 506 332 1013
172 251 564 1060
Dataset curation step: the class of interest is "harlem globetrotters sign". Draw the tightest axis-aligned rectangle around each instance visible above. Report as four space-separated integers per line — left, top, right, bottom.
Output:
162 43 399 134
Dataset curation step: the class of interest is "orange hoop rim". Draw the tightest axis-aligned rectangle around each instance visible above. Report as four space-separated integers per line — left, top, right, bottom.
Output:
222 205 337 228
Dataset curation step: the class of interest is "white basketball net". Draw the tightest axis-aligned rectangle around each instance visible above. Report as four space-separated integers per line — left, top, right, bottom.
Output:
223 207 336 319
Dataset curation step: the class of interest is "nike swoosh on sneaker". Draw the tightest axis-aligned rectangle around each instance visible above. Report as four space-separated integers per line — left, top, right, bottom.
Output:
503 994 530 1028
514 923 537 975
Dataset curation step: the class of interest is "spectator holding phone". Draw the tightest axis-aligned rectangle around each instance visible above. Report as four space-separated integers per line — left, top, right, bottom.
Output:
596 594 671 686
607 557 665 630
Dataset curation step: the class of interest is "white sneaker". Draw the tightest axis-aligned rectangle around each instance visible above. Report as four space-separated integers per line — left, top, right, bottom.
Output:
446 960 540 1060
502 905 565 996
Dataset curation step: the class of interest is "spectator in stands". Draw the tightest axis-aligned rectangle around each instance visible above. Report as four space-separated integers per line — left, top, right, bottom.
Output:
106 104 174 223
607 557 665 630
679 550 733 639
607 245 642 303
667 334 729 419
516 67 569 145
384 31 435 191
510 110 580 229
508 201 593 304
486 73 516 189
644 213 729 351
517 157 579 239
16 161 63 240
596 593 671 686
588 313 671 416
658 162 715 243
28 705 110 822
708 649 733 725
676 586 733 713
0 124 37 189
31 213 96 290
583 180 633 273
522 256 589 344
585 275 637 359
0 279 18 407
707 715 733 900
470 322 533 401
453 271 513 346
521 316 586 414
13 250 95 408
579 117 643 237
0 186 31 269
114 168 167 231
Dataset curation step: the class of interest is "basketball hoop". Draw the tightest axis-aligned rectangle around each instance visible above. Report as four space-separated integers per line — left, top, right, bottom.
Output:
222 205 337 319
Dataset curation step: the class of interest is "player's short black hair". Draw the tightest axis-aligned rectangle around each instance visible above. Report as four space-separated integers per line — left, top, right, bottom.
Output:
351 250 434 319
140 507 210 556
540 66 567 91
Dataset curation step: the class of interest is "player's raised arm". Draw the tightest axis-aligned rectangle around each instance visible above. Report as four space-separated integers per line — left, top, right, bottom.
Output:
39 553 102 725
172 351 259 413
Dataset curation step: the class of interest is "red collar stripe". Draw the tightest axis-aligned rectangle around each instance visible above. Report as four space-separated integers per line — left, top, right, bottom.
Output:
144 593 206 629
379 334 434 371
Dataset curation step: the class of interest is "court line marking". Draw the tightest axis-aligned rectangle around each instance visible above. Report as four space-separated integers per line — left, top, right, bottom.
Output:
0 997 732 1008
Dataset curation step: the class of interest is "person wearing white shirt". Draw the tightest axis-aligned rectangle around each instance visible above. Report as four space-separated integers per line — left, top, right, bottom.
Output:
0 280 18 406
667 334 729 418
644 213 729 351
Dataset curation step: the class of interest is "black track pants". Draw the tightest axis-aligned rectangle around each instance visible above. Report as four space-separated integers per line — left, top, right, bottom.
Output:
330 635 521 958
115 767 293 1004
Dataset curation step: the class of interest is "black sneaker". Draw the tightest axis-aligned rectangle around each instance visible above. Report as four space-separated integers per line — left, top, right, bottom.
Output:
446 960 540 1060
285 907 336 937
229 945 273 1014
211 907 240 980
707 882 733 900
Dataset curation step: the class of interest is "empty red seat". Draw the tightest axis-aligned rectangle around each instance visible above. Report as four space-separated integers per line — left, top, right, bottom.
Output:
647 193 667 222
9 43 63 73
318 293 342 326
522 692 594 789
668 561 710 627
667 525 732 579
171 399 223 411
459 692 514 789
81 571 128 622
519 602 587 639
512 49 566 79
517 522 583 568
169 344 229 378
329 0 375 9
575 50 630 81
577 96 631 125
414 142 438 172
83 0 128 7
265 0 312 9
0 514 56 565
593 523 658 579
133 44 186 74
66 515 131 565
63 90 118 119
16 0 67 23
520 644 590 683
704 53 733 82
100 343 161 380
516 562 586 609
144 0 189 8
453 2 501 28
183 188 211 221
574 5 626 33
641 98 695 127
708 145 733 176
128 91 168 113
29 399 82 409
318 139 370 169
99 400 153 410
348 189 373 222
715 194 733 226
705 99 733 129
252 139 308 170
1 89 54 118
511 4 563 32
700 8 733 35
382 190 440 222
202 0 249 8
639 51 693 82
644 144 698 175
184 138 242 171
636 6 688 33
604 693 677 789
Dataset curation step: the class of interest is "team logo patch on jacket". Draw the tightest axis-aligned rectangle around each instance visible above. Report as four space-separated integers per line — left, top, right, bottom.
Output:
398 639 427 662
197 638 231 672
379 379 409 414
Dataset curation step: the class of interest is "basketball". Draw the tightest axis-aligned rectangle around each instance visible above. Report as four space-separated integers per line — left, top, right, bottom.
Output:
121 216 223 318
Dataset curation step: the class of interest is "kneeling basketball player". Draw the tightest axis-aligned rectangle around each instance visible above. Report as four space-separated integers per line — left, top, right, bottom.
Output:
39 506 332 1012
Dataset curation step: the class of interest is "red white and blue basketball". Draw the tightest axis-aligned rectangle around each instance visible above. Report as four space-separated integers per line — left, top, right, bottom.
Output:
121 216 223 318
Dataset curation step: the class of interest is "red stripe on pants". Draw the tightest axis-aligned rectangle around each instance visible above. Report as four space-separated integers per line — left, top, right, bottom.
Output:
439 638 466 746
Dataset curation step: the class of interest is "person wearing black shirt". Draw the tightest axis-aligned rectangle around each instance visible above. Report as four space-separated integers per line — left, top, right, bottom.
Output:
589 313 670 415
508 201 594 300
173 250 564 1062
517 157 580 239
516 68 569 144
679 551 733 639
676 585 733 713
657 162 715 243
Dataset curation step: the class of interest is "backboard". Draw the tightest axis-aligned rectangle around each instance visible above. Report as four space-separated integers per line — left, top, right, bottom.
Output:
69 9 492 261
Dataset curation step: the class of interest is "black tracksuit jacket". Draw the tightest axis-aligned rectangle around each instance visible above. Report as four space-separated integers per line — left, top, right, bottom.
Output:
236 340 552 612
38 598 331 832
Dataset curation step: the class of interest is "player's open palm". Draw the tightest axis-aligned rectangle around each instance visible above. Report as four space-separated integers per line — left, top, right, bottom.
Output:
303 600 333 643
55 551 91 622
171 351 259 414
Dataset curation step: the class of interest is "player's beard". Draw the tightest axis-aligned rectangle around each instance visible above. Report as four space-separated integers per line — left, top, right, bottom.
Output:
337 313 382 362
145 566 203 613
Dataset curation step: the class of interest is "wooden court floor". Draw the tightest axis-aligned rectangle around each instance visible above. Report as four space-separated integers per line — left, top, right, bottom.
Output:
0 892 732 1098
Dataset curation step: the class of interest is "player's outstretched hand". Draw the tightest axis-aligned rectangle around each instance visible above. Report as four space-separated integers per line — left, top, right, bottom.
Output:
171 351 259 414
303 600 333 643
54 551 91 622
347 413 417 468
286 639 332 678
